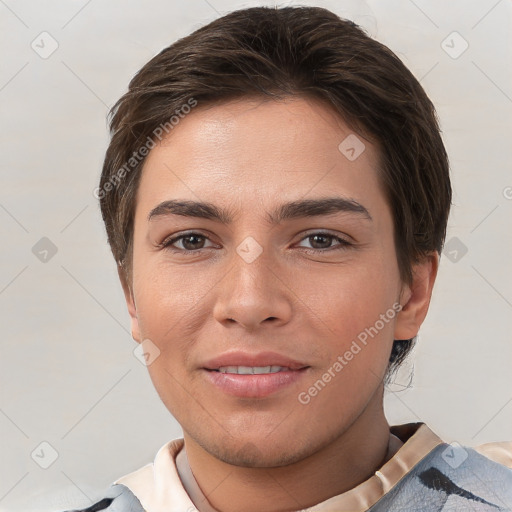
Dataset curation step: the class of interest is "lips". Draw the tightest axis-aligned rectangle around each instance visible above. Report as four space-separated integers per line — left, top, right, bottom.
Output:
202 351 310 398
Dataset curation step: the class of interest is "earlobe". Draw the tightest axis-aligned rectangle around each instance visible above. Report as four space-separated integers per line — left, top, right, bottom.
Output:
117 265 142 343
394 252 439 340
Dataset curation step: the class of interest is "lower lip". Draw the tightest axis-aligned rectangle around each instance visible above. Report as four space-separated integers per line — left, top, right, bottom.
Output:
204 368 309 398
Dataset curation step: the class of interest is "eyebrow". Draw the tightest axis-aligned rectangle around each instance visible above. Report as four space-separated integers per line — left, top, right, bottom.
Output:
148 197 372 224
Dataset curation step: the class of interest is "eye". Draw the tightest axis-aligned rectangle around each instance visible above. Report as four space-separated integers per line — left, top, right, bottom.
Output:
161 232 215 252
296 232 352 252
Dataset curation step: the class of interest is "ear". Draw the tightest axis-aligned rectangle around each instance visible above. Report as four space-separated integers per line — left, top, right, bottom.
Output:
118 265 142 343
394 252 439 340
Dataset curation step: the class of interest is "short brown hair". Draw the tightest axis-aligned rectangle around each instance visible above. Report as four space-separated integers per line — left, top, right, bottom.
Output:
98 6 452 373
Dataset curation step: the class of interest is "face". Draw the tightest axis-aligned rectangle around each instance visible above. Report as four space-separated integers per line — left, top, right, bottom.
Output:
122 96 429 467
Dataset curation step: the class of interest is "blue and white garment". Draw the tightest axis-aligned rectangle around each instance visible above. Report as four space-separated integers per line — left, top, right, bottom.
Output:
62 423 512 512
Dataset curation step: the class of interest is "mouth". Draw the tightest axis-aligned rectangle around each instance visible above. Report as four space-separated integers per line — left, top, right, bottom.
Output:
210 365 300 375
202 353 310 398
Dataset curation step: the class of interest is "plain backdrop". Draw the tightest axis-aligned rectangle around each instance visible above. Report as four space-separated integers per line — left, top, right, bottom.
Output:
1 0 511 510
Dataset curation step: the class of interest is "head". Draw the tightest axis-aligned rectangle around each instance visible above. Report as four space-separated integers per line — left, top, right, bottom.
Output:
98 6 451 466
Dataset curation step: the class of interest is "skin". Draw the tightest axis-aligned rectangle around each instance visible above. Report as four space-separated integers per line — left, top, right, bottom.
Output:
119 96 438 512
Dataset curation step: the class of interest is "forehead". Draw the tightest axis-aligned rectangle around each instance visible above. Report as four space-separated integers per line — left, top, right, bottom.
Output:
136 96 386 221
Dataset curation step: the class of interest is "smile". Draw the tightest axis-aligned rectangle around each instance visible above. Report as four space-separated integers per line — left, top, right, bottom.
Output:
215 365 292 374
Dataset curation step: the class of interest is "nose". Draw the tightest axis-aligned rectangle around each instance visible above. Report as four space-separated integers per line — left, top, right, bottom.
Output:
212 242 293 331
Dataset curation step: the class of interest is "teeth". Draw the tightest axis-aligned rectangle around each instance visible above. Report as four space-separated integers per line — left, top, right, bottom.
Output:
253 366 271 374
217 366 290 374
219 366 238 374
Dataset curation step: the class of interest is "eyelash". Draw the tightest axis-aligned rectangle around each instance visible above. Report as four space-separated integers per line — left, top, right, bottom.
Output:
160 231 352 255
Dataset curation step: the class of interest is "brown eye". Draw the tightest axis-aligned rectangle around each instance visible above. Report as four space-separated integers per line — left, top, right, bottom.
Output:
162 233 213 252
308 234 334 249
297 232 351 252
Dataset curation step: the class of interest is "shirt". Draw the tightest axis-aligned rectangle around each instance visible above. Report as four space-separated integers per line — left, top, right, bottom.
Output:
63 422 512 512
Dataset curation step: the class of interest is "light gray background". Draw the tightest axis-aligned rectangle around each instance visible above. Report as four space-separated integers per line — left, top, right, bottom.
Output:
1 0 511 510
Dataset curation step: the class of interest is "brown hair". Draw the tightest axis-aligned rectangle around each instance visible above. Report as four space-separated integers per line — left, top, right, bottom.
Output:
98 6 452 373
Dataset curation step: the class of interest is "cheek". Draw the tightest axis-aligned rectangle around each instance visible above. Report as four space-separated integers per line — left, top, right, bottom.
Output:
319 294 396 384
297 297 396 424
300 259 399 383
295 256 398 335
133 258 203 333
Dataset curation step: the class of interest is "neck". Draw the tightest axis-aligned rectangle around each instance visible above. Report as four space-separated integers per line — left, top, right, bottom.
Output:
179 388 399 512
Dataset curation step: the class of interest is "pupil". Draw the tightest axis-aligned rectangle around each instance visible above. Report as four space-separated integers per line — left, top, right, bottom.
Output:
312 235 330 248
185 235 203 249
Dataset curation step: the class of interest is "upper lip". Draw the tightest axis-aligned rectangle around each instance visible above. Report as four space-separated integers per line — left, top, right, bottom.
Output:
202 351 309 371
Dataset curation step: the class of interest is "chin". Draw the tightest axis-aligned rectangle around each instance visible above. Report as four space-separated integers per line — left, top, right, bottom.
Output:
193 429 321 468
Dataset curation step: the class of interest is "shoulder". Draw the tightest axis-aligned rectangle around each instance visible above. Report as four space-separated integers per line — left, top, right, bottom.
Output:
61 439 185 512
370 440 512 511
474 439 512 469
60 484 145 512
